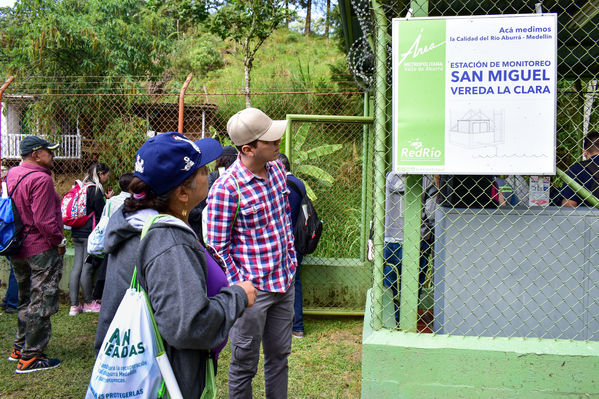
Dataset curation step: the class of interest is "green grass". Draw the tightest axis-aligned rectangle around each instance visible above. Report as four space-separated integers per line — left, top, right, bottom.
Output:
169 28 351 93
0 305 363 398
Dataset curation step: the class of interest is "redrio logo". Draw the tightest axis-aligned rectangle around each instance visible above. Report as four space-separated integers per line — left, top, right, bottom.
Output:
401 139 442 160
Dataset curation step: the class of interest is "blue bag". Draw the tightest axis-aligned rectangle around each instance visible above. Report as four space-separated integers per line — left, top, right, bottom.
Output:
0 171 36 256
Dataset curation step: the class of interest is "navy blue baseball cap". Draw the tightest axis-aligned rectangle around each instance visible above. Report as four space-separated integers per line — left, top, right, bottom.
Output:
20 136 59 155
134 132 223 195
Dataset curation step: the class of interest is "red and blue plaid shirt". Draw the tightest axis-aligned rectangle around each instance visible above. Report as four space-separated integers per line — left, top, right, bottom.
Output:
205 157 297 293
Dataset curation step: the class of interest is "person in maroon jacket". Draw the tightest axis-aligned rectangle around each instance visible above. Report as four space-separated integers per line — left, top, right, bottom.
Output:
6 136 66 373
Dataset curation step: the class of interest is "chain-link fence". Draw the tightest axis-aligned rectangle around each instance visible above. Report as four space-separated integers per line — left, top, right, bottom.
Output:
360 0 599 340
0 77 369 311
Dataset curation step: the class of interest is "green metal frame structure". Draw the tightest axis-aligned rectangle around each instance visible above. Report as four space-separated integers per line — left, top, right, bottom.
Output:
284 110 375 316
361 0 599 397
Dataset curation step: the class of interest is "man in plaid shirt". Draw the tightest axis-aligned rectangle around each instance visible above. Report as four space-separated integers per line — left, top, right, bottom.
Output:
206 108 297 399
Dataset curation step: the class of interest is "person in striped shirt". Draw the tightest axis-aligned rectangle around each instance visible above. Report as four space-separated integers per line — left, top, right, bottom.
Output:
206 108 297 399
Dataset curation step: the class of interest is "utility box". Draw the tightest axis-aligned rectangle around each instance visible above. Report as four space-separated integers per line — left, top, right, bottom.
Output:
433 206 599 340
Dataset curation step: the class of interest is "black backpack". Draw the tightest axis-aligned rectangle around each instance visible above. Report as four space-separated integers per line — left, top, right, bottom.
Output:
0 171 37 256
287 179 323 255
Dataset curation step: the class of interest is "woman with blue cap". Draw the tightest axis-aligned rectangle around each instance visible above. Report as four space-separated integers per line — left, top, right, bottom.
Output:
95 132 256 398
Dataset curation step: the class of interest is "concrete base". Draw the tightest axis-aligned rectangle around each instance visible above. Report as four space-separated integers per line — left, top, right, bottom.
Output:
300 256 371 313
362 289 599 398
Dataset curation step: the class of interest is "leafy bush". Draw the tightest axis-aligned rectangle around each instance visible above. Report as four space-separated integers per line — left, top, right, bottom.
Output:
172 33 224 77
288 124 342 200
96 115 148 191
285 31 301 43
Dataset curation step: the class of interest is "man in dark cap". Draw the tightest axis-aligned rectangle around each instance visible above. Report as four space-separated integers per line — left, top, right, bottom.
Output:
5 136 66 373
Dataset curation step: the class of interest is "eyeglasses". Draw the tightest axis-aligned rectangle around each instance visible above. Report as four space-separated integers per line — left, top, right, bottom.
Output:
34 149 54 157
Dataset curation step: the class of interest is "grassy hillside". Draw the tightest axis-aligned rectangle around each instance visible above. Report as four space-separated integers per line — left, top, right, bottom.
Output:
168 28 352 93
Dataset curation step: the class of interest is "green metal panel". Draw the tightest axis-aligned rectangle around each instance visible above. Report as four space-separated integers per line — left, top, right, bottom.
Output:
283 113 374 315
362 0 599 395
301 257 371 312
360 93 373 261
399 175 422 332
362 289 599 398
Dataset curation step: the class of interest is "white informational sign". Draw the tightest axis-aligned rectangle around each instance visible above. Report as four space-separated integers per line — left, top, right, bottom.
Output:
392 14 557 175
529 176 551 206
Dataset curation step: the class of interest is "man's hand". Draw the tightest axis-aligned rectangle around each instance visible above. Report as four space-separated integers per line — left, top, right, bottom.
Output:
562 198 578 207
235 281 257 308
57 246 66 256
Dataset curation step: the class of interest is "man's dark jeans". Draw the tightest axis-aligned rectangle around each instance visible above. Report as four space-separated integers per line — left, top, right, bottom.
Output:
293 253 304 333
3 262 19 309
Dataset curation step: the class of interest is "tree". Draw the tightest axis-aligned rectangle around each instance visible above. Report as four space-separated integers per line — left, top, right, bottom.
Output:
324 0 331 38
209 0 290 107
147 0 221 35
0 0 174 80
304 0 312 35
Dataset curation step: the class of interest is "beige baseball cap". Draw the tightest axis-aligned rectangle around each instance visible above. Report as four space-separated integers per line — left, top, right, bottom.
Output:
227 108 287 146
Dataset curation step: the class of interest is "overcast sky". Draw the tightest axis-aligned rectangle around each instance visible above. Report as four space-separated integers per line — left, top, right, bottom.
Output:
0 0 14 7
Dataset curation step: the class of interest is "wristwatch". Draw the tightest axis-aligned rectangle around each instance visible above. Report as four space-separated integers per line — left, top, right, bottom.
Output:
58 238 68 248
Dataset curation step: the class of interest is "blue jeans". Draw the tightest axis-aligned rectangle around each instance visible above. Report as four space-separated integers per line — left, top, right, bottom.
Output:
3 262 18 309
383 241 430 322
293 253 304 332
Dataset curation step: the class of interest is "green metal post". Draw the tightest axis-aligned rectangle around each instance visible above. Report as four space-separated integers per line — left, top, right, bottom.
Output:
367 97 375 226
557 167 599 208
285 119 292 164
343 0 354 47
286 114 374 123
410 0 428 15
371 0 388 331
399 175 422 331
398 0 429 332
360 93 371 261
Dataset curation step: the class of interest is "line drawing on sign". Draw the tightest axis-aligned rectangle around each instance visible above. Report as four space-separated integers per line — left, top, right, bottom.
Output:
449 109 505 150
448 109 547 159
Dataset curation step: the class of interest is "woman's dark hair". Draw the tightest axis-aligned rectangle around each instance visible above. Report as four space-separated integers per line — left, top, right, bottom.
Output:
277 153 291 172
118 173 135 192
583 131 599 152
123 178 170 214
123 170 200 214
84 162 110 194
215 154 237 169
